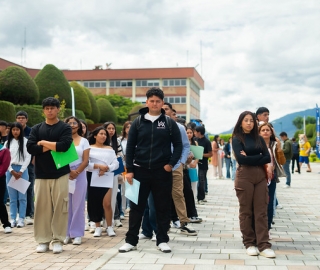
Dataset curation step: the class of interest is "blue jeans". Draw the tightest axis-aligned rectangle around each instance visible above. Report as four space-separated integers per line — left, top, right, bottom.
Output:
267 177 277 230
225 158 231 178
231 158 237 181
5 164 29 220
283 159 291 186
141 192 157 237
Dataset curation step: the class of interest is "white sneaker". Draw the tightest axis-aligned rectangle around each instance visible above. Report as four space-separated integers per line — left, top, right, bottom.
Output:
171 220 180 229
4 227 12 234
138 233 151 240
25 216 33 225
120 214 125 220
73 237 82 245
52 242 63 254
36 243 49 253
158 242 171 253
89 222 96 233
198 200 205 205
16 218 25 228
114 219 123 227
246 246 259 256
284 185 290 188
10 219 16 228
63 237 71 245
260 248 276 258
93 227 102 237
84 223 89 231
276 204 283 209
151 234 156 241
124 208 130 216
118 243 137 253
107 226 116 237
269 231 272 240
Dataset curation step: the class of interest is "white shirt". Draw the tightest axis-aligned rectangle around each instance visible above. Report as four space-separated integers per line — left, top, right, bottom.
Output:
69 137 90 167
4 137 31 173
144 113 161 123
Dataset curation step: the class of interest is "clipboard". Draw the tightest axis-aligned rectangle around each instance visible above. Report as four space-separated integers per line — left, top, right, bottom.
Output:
51 142 78 169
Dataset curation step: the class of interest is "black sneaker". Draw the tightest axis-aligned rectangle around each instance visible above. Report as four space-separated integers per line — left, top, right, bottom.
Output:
180 223 197 236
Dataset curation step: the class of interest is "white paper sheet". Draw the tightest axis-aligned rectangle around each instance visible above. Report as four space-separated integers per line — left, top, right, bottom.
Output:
125 178 140 205
8 176 30 194
90 171 114 188
69 179 76 194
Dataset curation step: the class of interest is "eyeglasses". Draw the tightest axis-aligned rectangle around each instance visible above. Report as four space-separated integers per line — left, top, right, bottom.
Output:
68 121 78 126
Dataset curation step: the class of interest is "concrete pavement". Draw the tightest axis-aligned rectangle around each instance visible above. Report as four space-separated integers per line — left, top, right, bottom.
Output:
1 163 319 270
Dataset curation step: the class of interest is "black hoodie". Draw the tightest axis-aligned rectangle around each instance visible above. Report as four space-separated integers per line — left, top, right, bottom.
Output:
126 107 182 173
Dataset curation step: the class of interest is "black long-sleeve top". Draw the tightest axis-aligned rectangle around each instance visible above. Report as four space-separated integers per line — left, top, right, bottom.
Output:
27 121 72 179
232 133 270 166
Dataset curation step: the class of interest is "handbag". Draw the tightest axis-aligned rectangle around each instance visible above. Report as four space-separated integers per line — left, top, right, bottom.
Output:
275 164 286 178
275 149 286 165
188 168 198 182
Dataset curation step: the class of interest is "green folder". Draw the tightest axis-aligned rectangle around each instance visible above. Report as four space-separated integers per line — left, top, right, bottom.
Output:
51 142 78 169
190 145 204 159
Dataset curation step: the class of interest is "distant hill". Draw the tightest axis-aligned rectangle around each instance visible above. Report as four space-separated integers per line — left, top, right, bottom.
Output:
221 108 317 138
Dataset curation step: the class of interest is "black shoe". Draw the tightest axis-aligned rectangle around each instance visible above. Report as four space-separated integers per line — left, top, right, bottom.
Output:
180 223 197 236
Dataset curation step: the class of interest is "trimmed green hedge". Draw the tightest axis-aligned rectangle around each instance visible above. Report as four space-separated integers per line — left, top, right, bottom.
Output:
96 98 117 123
70 82 91 117
0 66 39 105
35 64 72 108
84 87 100 123
0 100 16 122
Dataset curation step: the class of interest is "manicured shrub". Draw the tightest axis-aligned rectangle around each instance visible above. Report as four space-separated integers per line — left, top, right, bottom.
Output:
84 87 100 123
128 104 145 121
69 82 91 117
35 64 72 107
0 66 39 105
0 100 16 122
96 98 117 123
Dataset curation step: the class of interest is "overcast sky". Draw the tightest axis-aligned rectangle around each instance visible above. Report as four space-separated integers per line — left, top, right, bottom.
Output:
1 0 319 133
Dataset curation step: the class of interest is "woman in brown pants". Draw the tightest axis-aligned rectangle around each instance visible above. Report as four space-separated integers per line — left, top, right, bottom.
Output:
232 111 276 258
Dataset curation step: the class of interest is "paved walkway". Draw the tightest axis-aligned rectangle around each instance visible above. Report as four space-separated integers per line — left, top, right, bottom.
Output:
0 163 319 270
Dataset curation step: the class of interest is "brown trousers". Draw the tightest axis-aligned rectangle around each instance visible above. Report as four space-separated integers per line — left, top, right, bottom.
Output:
234 165 271 251
172 164 189 224
34 174 69 244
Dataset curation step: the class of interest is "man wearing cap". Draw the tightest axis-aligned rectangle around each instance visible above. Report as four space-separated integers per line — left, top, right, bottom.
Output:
16 111 34 224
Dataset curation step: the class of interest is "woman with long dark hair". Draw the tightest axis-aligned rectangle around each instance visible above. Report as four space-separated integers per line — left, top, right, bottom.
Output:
258 122 286 240
63 116 90 245
103 122 123 228
87 126 119 237
4 122 31 228
119 121 132 217
232 111 275 258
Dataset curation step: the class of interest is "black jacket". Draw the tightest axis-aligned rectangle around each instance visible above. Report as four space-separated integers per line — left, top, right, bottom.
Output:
126 107 182 173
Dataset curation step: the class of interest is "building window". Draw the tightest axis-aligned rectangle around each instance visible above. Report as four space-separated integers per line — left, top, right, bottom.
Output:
181 97 186 103
163 79 187 87
83 81 107 88
163 96 186 104
109 80 133 88
136 80 159 87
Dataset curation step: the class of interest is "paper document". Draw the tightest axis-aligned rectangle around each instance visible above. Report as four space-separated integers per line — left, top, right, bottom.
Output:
190 145 204 159
8 176 30 194
69 179 76 194
125 178 140 205
51 142 79 169
90 171 114 188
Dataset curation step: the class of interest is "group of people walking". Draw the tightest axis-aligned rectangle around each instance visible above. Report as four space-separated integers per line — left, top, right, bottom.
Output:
0 90 314 259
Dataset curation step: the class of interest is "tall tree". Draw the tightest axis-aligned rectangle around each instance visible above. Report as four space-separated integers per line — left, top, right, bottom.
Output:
292 116 303 129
